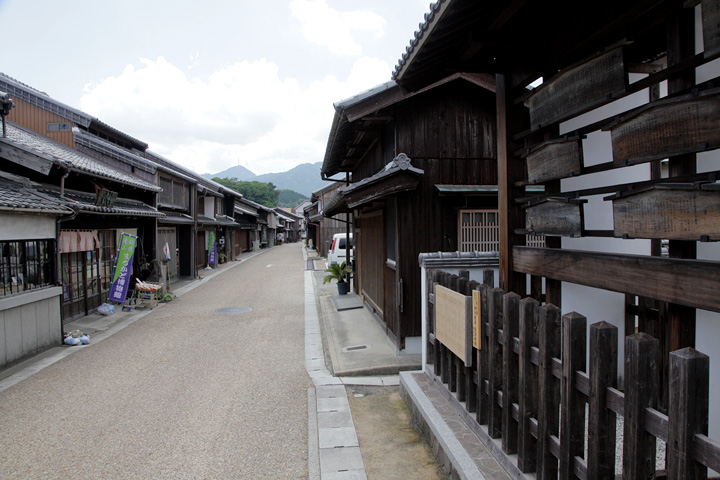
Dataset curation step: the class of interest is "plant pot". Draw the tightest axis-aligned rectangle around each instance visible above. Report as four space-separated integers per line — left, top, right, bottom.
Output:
337 281 349 295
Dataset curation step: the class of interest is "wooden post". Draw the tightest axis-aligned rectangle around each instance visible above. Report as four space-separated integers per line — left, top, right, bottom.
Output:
560 312 587 480
483 269 495 288
536 303 561 480
587 321 618 480
477 283 490 425
502 292 521 454
488 287 505 438
466 280 479 414
667 347 709 480
518 297 539 473
456 276 469 402
448 274 459 394
496 72 528 297
623 332 659 480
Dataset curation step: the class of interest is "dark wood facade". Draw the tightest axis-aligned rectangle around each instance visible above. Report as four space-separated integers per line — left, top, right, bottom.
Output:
323 78 498 350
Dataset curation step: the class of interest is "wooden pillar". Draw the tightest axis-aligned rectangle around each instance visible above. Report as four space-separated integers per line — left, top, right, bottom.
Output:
665 3 697 355
496 73 528 296
623 333 659 480
667 348 709 479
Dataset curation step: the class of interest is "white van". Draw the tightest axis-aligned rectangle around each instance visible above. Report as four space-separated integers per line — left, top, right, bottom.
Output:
328 233 354 266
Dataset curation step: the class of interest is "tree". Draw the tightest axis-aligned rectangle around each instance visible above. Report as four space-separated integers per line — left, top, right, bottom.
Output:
212 178 280 207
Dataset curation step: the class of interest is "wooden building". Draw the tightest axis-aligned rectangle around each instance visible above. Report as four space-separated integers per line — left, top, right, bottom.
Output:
321 77 499 353
391 0 720 474
306 182 348 258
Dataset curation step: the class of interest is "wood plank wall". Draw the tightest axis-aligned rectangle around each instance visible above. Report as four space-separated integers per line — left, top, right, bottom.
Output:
7 98 75 147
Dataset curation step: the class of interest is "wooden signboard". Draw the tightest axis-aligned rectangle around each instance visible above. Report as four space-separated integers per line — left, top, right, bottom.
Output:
528 46 626 130
608 185 720 241
525 198 586 237
611 90 720 166
524 137 583 184
472 290 481 350
703 0 720 56
434 284 473 366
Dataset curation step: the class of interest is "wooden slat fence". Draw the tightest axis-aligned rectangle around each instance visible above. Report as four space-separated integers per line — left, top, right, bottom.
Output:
426 269 720 479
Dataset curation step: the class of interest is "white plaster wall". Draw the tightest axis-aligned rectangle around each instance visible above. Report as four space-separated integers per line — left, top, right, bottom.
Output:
0 287 63 368
0 214 56 241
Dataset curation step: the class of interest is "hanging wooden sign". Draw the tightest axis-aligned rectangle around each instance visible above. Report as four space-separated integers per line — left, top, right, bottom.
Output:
528 46 627 130
607 184 720 241
610 90 720 166
525 197 586 237
524 137 583 184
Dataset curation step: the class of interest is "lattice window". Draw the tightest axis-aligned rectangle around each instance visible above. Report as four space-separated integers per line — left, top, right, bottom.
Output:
0 239 54 296
459 209 545 252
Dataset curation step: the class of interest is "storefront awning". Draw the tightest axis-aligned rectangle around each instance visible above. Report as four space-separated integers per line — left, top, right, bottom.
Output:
434 185 546 195
197 215 218 225
158 212 195 225
215 215 240 227
323 153 423 217
35 186 165 218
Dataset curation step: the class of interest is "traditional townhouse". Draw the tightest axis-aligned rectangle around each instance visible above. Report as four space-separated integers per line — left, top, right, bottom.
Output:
321 76 499 354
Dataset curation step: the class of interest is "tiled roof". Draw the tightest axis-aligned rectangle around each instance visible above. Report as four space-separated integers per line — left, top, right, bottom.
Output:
0 175 73 215
2 123 161 192
391 1 445 81
34 186 165 218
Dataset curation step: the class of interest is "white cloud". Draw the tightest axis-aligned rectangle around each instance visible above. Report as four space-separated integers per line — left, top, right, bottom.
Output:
80 55 393 175
290 0 386 56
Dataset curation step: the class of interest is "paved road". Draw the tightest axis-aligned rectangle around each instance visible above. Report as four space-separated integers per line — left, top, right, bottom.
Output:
0 243 311 479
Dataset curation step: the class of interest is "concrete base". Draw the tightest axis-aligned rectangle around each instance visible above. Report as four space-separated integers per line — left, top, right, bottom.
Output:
400 371 511 480
331 293 363 311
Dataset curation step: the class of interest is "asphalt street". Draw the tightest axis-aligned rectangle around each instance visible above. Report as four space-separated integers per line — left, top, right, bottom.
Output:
0 243 311 479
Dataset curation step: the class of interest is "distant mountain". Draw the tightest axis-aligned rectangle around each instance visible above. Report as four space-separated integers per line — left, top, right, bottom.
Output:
206 162 325 197
203 164 256 182
255 162 324 197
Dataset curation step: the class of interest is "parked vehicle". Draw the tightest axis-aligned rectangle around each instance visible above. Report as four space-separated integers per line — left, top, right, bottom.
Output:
327 233 353 266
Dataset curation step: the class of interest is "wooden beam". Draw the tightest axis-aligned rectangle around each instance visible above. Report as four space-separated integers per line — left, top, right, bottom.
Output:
512 247 720 313
0 140 54 175
496 73 528 295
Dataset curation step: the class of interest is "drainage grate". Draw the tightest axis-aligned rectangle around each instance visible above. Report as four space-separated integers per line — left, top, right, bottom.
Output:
342 345 368 352
216 307 253 314
306 259 315 270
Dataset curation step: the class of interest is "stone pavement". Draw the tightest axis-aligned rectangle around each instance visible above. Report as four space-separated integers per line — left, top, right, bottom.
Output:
1 243 510 480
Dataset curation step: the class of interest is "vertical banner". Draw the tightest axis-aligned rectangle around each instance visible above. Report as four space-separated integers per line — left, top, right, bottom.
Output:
208 231 217 265
108 233 138 303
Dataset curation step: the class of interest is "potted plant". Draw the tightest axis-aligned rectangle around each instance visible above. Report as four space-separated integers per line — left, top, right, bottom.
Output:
218 252 227 264
323 261 352 295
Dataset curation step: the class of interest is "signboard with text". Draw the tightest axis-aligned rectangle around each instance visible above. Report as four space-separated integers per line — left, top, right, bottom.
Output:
108 233 138 303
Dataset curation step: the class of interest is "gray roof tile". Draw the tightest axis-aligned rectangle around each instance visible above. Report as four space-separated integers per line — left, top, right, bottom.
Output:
3 123 160 192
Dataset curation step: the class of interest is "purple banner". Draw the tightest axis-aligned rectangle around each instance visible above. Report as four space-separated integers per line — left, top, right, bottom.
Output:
108 233 138 303
208 230 217 265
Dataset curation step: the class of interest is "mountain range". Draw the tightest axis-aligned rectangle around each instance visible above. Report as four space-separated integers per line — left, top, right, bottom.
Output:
203 162 326 197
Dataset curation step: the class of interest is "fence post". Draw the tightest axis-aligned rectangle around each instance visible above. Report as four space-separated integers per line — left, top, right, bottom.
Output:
623 332 659 480
466 279 480 414
560 312 587 480
477 283 490 426
537 303 561 480
668 347 709 480
587 321 618 480
518 297 539 473
502 292 521 454
448 274 459 394
488 287 505 439
431 270 441 375
456 275 469 402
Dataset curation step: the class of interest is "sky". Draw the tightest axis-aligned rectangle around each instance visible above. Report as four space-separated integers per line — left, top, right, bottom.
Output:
0 0 431 175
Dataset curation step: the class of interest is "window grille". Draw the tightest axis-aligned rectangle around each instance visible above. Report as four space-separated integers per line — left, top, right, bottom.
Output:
458 209 545 252
0 239 55 296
